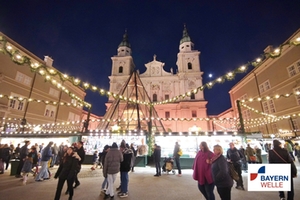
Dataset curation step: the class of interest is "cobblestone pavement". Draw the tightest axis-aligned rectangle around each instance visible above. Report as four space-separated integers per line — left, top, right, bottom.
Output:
0 164 299 200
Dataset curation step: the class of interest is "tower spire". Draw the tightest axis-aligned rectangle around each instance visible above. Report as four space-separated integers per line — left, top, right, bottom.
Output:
180 24 192 45
118 29 131 48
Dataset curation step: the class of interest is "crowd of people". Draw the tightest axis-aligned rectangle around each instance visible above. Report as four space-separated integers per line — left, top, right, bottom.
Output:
192 140 298 200
0 139 299 200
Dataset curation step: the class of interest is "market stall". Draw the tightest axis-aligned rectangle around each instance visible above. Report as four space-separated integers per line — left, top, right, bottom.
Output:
81 134 148 166
154 134 244 169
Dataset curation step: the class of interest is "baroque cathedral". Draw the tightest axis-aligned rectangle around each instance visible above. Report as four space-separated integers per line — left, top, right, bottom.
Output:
106 26 209 132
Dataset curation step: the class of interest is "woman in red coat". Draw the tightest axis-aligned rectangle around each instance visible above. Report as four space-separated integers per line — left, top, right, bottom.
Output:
193 141 215 200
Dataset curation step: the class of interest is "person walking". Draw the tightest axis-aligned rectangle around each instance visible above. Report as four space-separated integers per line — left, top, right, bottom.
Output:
153 144 161 177
100 145 110 193
51 143 59 167
245 144 256 164
255 146 262 163
21 146 37 185
103 142 123 199
54 146 79 200
269 140 297 200
15 140 31 178
284 140 295 161
239 145 247 172
0 144 4 174
193 141 215 200
118 143 133 198
211 145 233 200
130 143 137 172
15 143 21 159
91 151 99 170
35 141 53 181
294 143 300 163
173 142 182 176
73 141 85 189
226 142 244 190
0 144 10 173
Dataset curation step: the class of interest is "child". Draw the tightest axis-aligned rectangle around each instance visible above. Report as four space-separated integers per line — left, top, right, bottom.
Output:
21 150 34 185
91 151 98 170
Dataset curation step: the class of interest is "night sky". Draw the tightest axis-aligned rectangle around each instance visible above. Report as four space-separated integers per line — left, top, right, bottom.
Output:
1 1 300 116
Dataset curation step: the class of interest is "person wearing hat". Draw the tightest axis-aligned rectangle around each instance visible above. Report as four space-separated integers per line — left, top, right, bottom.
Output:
269 140 297 200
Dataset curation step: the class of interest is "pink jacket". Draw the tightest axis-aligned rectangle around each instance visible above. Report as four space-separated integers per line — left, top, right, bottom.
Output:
192 150 214 185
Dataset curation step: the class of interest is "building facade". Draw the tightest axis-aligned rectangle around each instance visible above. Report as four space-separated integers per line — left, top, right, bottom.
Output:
0 32 86 134
107 27 209 132
229 29 300 138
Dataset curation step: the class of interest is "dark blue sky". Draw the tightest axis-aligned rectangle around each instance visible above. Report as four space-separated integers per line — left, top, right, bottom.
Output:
1 0 300 116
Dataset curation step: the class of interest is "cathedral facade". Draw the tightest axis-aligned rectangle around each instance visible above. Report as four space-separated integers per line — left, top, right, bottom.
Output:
107 27 209 132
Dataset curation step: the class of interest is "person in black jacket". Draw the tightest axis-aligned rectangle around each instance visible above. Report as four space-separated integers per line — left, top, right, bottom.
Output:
15 140 31 178
269 140 297 200
153 144 161 177
73 141 85 189
54 146 79 200
226 142 244 190
118 143 133 198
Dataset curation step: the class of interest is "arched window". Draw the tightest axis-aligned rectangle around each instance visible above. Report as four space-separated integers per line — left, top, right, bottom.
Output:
50 111 54 117
191 93 195 99
153 94 157 102
45 109 49 116
119 66 123 73
188 62 192 70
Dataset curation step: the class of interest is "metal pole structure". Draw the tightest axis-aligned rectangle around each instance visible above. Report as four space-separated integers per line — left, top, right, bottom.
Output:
289 117 298 137
134 72 141 131
236 100 245 133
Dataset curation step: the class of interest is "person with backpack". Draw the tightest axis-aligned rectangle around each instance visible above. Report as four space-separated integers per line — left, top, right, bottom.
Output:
226 142 244 190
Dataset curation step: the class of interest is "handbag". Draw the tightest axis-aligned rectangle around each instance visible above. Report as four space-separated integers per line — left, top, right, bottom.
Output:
249 156 256 162
228 162 239 181
178 148 183 156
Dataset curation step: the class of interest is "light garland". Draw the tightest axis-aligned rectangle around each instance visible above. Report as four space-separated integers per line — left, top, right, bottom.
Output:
1 35 299 107
152 36 300 105
240 92 299 104
0 94 85 108
0 36 150 106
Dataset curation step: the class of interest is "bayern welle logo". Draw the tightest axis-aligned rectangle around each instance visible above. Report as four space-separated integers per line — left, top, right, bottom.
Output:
248 164 291 191
250 166 265 181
